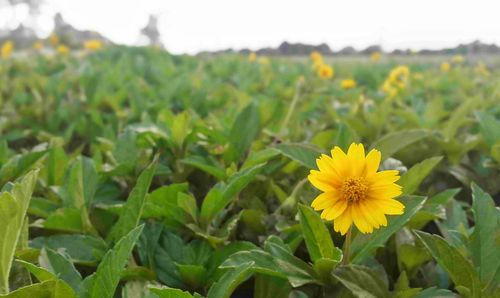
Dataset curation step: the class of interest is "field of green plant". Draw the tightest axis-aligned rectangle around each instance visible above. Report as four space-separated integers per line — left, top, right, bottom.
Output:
0 46 499 298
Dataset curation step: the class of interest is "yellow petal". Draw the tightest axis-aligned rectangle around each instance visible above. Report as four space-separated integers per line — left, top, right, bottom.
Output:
362 200 388 227
321 199 348 220
373 198 405 215
311 192 340 210
351 203 373 233
333 207 353 235
364 149 381 176
308 170 337 192
330 146 349 177
347 143 366 176
367 170 400 184
369 184 403 199
316 155 342 187
358 201 381 229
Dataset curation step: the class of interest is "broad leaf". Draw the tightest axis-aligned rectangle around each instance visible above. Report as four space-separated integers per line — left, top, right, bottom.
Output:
107 159 157 244
207 262 254 298
0 170 38 294
88 225 144 298
399 156 442 195
469 183 500 288
370 129 429 160
332 265 390 298
414 231 481 297
274 143 322 169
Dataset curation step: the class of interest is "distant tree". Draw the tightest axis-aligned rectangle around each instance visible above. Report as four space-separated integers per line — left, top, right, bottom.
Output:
140 15 163 47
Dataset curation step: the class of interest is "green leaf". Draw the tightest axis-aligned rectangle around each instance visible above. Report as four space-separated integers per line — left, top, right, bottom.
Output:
0 170 38 294
442 98 478 140
0 151 45 186
181 156 226 180
469 183 500 288
475 111 500 146
370 129 429 160
200 163 263 225
241 148 280 170
351 196 427 263
298 204 340 263
254 274 291 298
16 260 77 298
149 286 194 298
207 262 254 298
226 103 261 162
89 225 144 298
332 265 390 298
30 235 108 265
414 231 481 297
39 248 82 294
274 143 322 169
399 156 443 195
107 159 157 244
0 280 74 298
263 236 320 287
220 250 286 278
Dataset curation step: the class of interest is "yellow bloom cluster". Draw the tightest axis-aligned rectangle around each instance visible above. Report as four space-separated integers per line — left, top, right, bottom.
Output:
341 79 356 90
440 62 451 73
84 39 103 51
248 52 257 62
57 45 70 55
33 41 43 51
49 34 59 46
370 51 381 62
451 54 464 64
1 41 14 58
318 64 334 79
310 51 334 79
382 65 410 99
474 61 490 77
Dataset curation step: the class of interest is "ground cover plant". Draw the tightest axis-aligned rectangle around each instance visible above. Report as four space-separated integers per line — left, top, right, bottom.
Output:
0 44 499 297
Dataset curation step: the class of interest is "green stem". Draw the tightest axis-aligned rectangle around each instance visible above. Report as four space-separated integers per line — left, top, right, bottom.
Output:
280 78 303 135
342 226 352 265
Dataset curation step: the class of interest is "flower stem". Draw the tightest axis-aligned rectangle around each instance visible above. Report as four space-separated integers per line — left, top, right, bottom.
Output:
342 226 352 265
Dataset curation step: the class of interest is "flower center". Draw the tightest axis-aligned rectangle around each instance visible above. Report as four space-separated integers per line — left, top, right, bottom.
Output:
341 177 368 202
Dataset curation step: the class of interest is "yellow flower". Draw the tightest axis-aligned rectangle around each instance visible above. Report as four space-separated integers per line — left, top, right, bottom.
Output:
412 72 424 80
451 54 464 64
381 65 410 98
440 62 450 73
248 52 257 62
370 51 381 62
308 143 404 235
33 41 43 50
310 51 323 64
258 56 270 65
57 45 70 55
49 34 59 46
341 79 356 90
1 41 13 58
84 39 103 51
474 61 490 77
317 64 334 79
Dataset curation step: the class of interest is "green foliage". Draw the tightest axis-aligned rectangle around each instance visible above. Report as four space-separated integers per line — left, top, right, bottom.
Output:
1 48 499 297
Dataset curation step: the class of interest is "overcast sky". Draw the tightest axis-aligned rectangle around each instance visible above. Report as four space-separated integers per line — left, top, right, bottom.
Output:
2 0 500 54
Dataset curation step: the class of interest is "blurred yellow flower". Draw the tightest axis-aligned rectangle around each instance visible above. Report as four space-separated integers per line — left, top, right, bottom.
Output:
248 52 257 62
308 143 404 235
318 64 334 79
381 65 410 99
84 39 103 51
33 41 43 50
412 72 424 80
1 41 13 58
49 34 59 46
57 45 70 55
474 62 490 77
370 51 381 62
258 56 270 65
440 62 451 73
341 79 356 90
310 51 323 63
451 54 464 64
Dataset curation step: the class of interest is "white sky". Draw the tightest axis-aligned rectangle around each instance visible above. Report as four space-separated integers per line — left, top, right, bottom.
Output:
2 0 500 54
